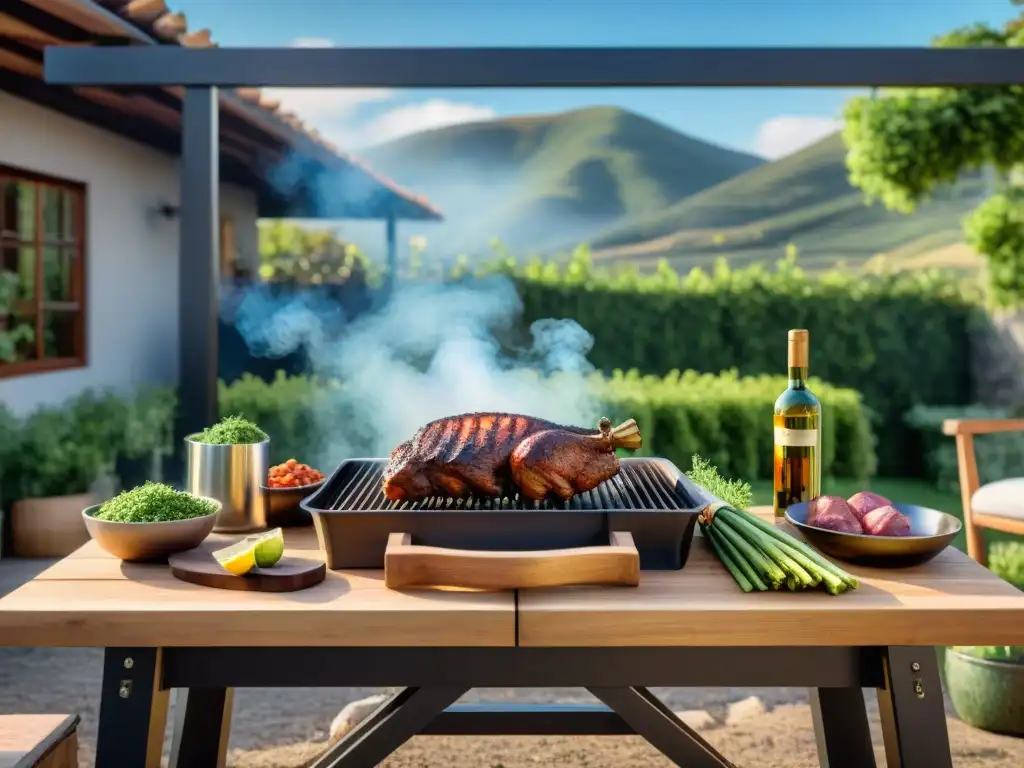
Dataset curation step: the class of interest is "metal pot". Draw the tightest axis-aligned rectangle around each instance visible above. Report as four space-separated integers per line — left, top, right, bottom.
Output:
185 436 269 532
945 648 1024 737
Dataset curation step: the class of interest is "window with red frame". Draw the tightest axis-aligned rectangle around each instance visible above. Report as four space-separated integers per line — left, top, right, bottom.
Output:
0 166 86 377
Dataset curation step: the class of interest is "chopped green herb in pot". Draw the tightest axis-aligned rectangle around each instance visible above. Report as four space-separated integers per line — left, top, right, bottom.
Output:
95 482 218 523
193 415 268 445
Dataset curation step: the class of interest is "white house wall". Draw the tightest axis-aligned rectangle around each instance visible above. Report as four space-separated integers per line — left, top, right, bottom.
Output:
0 91 260 416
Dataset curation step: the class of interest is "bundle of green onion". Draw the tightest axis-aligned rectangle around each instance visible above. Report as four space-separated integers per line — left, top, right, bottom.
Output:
687 456 858 596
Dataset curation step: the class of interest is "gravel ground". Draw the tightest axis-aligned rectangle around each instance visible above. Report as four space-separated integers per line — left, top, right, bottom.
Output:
226 703 1024 768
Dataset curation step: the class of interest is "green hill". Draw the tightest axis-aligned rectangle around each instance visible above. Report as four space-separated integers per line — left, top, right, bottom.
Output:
360 106 764 254
588 133 988 272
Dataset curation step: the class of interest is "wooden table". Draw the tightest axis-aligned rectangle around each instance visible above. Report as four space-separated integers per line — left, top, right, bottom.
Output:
1 512 1022 768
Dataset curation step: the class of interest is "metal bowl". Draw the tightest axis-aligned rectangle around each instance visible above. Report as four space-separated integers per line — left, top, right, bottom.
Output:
784 502 962 568
261 481 324 528
82 500 220 562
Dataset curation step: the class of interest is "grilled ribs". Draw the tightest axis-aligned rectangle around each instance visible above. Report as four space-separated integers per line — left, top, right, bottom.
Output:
382 413 642 503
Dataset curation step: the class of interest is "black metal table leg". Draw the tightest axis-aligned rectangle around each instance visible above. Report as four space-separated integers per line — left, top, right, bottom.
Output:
309 686 468 768
168 687 234 768
877 647 953 768
95 648 169 768
588 687 735 768
810 687 877 768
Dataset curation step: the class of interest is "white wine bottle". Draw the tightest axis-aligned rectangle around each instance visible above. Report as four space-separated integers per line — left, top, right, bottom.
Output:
773 329 822 519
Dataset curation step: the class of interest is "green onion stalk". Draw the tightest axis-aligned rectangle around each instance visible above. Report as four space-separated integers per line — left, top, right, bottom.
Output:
687 456 858 595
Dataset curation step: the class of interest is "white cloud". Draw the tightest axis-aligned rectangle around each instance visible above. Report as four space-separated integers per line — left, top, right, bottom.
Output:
353 99 498 147
754 116 843 160
258 36 393 144
290 37 334 48
265 39 496 149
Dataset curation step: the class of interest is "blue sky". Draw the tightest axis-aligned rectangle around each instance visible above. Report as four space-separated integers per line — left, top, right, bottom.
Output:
171 1 1012 157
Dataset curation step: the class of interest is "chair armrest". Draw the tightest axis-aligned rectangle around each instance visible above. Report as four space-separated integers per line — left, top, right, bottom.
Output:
942 418 1024 436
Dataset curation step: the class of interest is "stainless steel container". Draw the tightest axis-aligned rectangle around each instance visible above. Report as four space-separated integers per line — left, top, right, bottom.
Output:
185 436 269 532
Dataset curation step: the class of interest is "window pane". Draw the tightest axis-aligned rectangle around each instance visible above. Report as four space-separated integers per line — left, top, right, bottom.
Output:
61 190 78 240
1 181 35 240
1 244 36 300
0 181 35 240
42 311 76 359
0 310 37 364
42 186 62 241
43 246 73 302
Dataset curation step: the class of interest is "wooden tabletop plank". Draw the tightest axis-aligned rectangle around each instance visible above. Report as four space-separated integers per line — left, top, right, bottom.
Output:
519 511 1024 647
0 528 515 648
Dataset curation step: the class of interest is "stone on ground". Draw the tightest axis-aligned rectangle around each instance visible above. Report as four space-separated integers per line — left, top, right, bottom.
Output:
724 695 766 726
328 694 388 745
673 709 716 729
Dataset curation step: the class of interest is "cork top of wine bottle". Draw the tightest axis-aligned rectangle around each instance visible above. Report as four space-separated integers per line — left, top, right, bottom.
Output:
788 329 809 368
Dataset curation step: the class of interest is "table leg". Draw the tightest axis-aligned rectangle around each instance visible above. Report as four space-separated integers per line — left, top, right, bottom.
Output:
168 687 234 768
810 687 876 768
588 687 735 768
876 647 953 768
95 648 169 768
309 686 467 768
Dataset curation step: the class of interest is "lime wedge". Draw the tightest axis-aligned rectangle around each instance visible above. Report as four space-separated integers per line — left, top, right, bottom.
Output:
213 539 258 576
250 528 285 568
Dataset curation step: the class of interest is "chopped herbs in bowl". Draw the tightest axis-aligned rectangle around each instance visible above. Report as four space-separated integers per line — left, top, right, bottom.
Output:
84 483 220 561
95 482 218 523
192 415 268 445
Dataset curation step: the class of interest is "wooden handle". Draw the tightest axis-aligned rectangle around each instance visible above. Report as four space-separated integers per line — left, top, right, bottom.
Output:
384 531 640 590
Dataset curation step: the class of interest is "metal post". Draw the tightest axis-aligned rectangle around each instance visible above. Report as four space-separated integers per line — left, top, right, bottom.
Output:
177 87 220 447
385 210 397 295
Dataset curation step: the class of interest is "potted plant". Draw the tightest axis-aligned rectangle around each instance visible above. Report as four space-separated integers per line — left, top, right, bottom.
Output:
945 542 1024 736
8 391 127 557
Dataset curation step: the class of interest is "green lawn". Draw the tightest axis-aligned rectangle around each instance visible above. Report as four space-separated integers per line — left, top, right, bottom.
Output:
749 477 1019 559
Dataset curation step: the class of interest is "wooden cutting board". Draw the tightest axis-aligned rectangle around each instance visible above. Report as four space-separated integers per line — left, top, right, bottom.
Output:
168 540 326 592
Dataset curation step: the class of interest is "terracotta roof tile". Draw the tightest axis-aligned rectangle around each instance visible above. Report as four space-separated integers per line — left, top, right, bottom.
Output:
90 0 442 218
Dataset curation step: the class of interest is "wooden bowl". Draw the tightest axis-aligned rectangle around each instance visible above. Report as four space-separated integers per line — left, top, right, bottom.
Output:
261 481 325 528
784 502 962 568
82 501 220 562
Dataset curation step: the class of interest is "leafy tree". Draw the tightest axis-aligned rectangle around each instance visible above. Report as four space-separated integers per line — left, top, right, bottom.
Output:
842 0 1024 306
257 221 379 286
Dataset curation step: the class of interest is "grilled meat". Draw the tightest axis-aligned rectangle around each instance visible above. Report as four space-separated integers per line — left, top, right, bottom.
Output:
510 418 642 501
382 413 642 503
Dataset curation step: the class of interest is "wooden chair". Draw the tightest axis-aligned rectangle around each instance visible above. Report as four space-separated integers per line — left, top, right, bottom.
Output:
0 714 79 768
943 418 1024 566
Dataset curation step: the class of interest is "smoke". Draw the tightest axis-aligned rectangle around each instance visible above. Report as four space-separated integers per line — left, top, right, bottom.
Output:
228 275 602 461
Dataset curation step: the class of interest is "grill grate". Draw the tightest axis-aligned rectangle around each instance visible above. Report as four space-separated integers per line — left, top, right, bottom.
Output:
319 458 700 513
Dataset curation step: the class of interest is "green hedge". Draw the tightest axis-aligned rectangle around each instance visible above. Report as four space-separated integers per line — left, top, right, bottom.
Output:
904 404 1024 494
492 249 976 476
221 369 876 482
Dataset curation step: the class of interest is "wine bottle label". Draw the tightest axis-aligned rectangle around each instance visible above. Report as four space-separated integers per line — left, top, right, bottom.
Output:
774 427 818 447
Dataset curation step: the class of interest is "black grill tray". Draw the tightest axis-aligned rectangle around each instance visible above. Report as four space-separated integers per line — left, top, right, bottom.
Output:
301 457 709 571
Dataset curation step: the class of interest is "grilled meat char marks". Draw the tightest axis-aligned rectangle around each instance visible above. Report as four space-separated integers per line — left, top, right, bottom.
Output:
382 412 641 503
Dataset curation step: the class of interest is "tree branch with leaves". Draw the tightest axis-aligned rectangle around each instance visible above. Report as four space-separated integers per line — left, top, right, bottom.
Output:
842 0 1024 306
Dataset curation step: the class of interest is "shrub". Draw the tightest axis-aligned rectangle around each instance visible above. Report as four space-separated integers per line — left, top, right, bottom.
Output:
0 388 177 501
904 404 1024 494
492 247 976 476
220 369 876 482
989 541 1024 592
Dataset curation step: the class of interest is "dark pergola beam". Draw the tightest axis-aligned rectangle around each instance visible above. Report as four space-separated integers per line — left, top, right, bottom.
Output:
44 46 1024 88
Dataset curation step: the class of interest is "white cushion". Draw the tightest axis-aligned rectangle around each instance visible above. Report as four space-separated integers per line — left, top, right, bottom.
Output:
972 477 1024 520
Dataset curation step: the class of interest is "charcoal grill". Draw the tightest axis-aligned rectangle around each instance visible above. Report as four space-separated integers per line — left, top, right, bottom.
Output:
302 457 709 581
